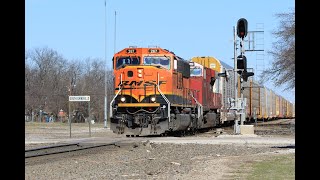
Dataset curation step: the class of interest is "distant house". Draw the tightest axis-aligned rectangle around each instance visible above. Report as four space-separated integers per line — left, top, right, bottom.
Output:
58 109 67 122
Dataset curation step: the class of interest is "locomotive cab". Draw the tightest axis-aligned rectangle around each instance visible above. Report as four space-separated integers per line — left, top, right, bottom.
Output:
110 47 177 136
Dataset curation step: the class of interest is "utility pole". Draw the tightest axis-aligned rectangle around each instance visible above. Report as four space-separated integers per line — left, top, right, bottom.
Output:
68 83 72 138
104 0 108 128
114 10 117 54
68 75 77 137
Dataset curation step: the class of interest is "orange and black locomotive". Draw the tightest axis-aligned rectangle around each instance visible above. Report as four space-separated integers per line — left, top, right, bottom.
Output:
110 46 222 136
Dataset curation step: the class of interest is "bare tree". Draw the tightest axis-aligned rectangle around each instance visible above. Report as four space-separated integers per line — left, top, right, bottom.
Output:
25 62 38 117
25 46 113 122
261 9 295 90
26 47 70 120
26 47 63 112
76 58 105 122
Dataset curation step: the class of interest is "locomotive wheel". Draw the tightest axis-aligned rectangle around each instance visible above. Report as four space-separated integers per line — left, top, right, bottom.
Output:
162 133 168 137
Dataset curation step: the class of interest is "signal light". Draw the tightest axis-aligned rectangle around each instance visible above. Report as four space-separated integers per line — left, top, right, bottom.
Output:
237 55 247 70
242 71 254 82
218 70 229 82
237 18 248 39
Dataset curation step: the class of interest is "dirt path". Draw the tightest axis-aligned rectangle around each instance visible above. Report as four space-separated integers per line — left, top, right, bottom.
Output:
25 120 295 179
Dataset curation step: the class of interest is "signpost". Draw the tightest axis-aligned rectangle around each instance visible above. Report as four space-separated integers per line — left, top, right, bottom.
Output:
69 96 90 102
68 96 91 138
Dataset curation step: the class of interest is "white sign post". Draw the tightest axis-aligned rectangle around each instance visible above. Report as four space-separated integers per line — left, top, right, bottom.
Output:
68 96 91 138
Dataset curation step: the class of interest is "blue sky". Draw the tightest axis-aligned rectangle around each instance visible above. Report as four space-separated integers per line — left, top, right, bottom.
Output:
25 0 295 103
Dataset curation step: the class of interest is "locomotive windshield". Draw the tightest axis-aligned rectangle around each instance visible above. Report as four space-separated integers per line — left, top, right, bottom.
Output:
190 67 202 76
116 56 140 69
143 56 170 69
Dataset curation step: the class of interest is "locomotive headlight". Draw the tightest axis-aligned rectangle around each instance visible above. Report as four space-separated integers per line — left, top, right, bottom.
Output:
120 96 126 102
151 96 156 102
137 69 143 78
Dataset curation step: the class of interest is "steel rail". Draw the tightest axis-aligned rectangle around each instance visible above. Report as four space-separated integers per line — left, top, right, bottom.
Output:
25 142 118 159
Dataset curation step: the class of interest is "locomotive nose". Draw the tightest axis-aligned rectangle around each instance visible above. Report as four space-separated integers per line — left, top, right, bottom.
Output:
123 68 144 79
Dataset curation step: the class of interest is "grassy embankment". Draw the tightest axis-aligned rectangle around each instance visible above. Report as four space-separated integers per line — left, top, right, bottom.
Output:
235 153 295 180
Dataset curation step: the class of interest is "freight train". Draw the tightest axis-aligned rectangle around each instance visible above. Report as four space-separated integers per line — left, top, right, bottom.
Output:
191 56 295 122
109 46 294 136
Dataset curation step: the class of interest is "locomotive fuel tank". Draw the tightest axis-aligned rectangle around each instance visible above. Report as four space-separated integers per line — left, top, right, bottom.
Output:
202 112 217 128
172 114 192 131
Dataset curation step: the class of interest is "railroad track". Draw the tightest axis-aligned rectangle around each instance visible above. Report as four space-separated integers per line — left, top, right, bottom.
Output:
25 141 121 159
249 118 294 126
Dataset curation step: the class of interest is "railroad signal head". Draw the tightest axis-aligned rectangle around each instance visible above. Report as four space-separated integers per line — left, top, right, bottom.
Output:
237 55 247 70
218 69 229 82
242 71 254 82
237 18 248 39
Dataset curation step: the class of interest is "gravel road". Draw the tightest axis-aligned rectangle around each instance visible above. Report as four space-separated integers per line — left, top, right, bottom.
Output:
25 119 295 180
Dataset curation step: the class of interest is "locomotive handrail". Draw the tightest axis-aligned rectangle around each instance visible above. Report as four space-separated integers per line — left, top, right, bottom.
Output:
189 90 203 120
110 73 123 118
157 73 171 122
